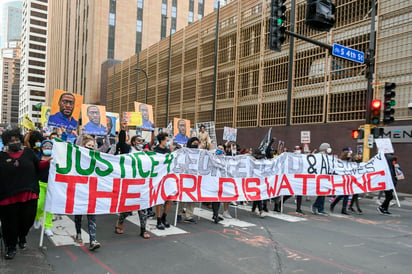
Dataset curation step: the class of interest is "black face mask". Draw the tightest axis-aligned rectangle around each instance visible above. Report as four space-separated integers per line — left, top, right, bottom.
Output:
190 145 199 148
8 142 22 152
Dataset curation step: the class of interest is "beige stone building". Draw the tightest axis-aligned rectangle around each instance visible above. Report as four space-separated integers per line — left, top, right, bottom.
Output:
45 0 216 105
104 0 412 193
0 41 21 125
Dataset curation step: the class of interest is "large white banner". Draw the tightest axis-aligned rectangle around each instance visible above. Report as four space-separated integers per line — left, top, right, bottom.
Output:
46 141 394 215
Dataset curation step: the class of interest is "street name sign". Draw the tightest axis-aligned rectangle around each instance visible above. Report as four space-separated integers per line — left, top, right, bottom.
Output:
332 43 365 64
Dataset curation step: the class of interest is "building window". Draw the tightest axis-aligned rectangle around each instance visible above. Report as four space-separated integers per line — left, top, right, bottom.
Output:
109 13 115 26
30 10 47 19
162 0 167 15
136 20 142 32
198 0 205 18
107 0 116 58
188 11 194 24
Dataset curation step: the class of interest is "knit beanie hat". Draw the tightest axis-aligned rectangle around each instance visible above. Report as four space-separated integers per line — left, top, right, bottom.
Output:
41 139 53 148
319 143 330 152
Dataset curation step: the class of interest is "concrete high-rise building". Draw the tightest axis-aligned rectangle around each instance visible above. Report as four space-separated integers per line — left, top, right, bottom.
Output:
19 0 48 126
0 1 22 48
0 41 21 125
46 0 216 106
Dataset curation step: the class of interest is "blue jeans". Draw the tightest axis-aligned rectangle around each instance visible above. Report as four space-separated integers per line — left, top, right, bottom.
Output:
313 196 325 212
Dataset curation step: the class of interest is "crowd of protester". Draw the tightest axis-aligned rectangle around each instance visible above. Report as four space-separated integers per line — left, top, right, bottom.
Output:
0 122 400 260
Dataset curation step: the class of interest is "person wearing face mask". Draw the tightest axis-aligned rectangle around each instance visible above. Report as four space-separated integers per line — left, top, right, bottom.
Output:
33 140 55 237
177 137 200 223
24 130 44 159
0 128 50 259
73 135 101 251
113 125 151 239
330 149 353 215
154 132 172 230
273 146 305 215
209 144 229 223
311 143 333 216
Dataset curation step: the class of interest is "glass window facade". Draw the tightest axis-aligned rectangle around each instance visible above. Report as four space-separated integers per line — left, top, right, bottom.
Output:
107 0 116 58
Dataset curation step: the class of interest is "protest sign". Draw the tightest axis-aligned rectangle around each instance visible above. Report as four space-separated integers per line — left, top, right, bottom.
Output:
134 102 154 131
223 127 237 142
106 112 119 137
196 121 217 146
123 112 142 126
21 114 35 130
48 89 83 130
375 138 394 154
46 141 395 215
41 106 51 127
82 104 107 136
173 118 190 145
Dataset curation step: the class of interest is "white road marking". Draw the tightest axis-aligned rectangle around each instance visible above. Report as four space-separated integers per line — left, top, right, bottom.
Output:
125 213 189 237
49 215 89 246
193 207 256 227
235 204 308 222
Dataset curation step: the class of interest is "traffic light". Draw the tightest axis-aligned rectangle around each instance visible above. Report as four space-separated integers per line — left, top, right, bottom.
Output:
351 129 364 139
269 0 286 52
306 0 336 32
370 99 381 125
371 127 384 138
383 82 396 123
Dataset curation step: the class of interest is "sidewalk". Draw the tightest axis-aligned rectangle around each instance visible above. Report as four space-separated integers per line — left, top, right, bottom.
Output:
0 240 55 274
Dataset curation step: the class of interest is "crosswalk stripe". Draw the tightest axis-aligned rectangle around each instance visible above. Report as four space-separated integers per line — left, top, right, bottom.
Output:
234 204 308 222
49 215 90 246
193 207 256 227
125 213 189 237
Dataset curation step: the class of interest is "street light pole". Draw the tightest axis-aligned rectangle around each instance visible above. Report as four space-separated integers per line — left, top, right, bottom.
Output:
135 68 149 104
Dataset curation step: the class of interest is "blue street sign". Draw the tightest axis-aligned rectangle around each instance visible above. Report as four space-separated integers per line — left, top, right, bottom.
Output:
332 43 365 64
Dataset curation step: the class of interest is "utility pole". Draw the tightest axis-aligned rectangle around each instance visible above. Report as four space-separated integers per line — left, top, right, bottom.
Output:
363 0 377 162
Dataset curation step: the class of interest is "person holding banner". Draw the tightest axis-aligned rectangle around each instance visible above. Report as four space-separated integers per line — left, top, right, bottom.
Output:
311 143 333 216
330 149 353 215
113 121 151 239
0 128 50 259
33 140 54 237
377 154 398 215
73 135 101 251
177 137 200 223
154 132 172 230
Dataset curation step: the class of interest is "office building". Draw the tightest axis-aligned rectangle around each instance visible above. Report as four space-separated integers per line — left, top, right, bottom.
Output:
46 0 215 106
0 0 22 48
19 0 48 126
0 41 21 125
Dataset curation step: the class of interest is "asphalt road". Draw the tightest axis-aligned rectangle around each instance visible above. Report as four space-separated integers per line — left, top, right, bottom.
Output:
2 194 412 274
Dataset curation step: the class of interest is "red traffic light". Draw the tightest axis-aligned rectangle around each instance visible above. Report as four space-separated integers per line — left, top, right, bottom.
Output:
351 129 364 139
371 100 381 109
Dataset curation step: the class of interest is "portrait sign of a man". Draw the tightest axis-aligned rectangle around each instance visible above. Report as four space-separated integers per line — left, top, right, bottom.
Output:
48 89 83 130
134 102 154 131
173 118 190 145
81 104 107 136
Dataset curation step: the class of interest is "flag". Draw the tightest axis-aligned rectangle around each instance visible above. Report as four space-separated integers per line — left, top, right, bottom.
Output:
257 128 272 152
21 114 36 130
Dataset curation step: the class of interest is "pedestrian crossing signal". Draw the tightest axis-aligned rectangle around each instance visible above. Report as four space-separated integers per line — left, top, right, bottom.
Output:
351 129 364 139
